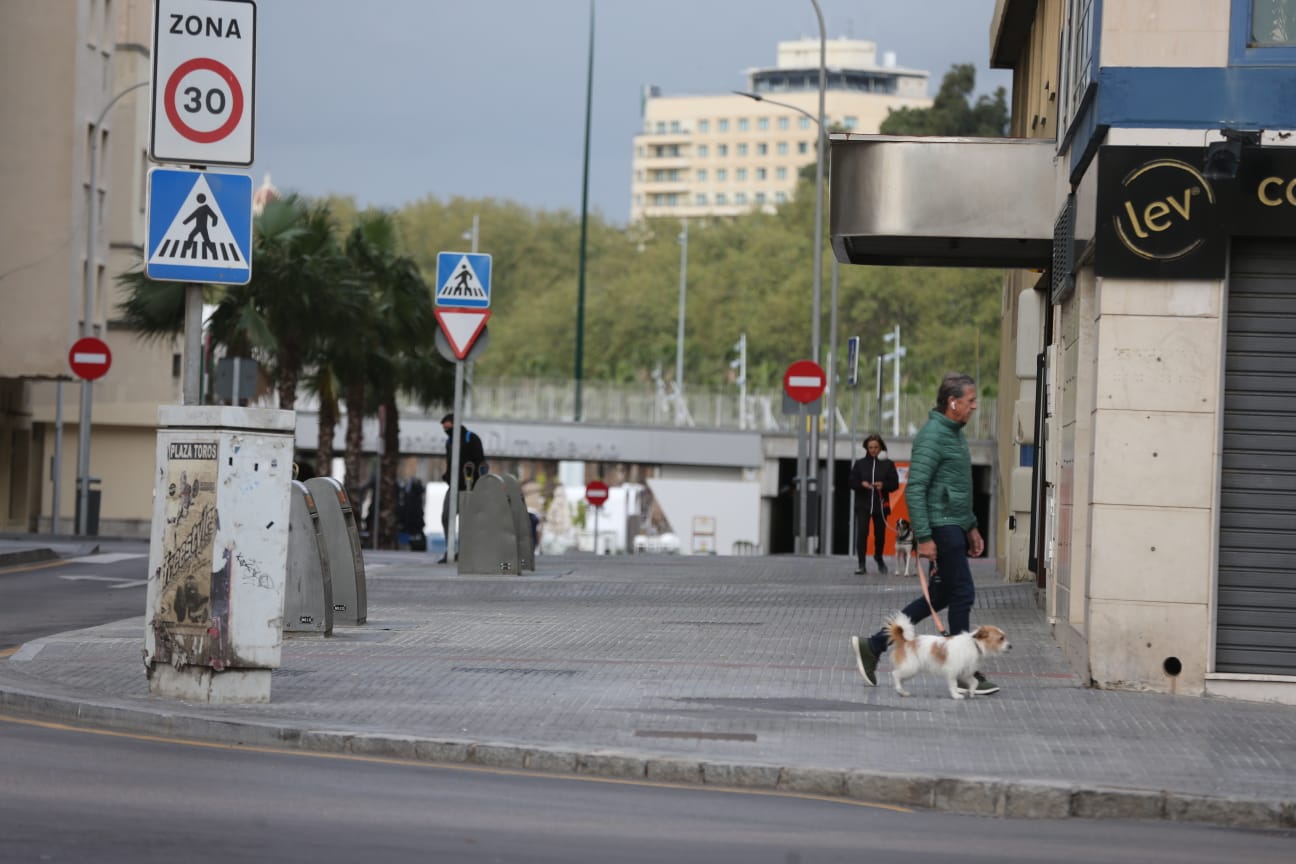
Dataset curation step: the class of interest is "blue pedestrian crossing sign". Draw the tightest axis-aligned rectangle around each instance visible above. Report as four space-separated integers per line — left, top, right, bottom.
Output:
435 251 491 309
146 167 253 285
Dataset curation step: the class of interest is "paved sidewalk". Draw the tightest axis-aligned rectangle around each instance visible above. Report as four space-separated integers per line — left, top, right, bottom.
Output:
1 548 1294 830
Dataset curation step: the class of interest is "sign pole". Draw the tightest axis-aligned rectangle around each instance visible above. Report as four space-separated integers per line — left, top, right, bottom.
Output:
183 283 203 404
446 360 465 562
798 403 807 555
593 504 600 555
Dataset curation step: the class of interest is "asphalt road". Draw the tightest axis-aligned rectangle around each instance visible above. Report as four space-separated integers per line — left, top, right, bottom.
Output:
0 551 148 650
1 714 1292 864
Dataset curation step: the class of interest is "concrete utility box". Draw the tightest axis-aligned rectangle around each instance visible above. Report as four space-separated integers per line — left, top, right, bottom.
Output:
305 476 366 625
143 406 295 704
285 480 334 635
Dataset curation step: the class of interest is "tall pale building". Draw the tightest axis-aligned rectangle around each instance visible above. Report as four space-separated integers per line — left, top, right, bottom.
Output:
630 38 931 222
1 0 178 536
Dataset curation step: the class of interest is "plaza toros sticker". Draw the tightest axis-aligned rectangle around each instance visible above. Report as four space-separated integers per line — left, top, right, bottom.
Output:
1112 158 1216 262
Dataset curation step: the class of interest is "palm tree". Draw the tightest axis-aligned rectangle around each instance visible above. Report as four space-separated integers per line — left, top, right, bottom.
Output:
340 211 451 548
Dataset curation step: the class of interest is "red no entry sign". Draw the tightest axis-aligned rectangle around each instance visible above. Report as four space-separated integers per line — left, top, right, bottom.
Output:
783 359 826 404
69 337 112 381
586 480 609 507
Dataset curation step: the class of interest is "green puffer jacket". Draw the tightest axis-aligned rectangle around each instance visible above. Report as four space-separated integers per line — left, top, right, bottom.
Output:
904 410 976 543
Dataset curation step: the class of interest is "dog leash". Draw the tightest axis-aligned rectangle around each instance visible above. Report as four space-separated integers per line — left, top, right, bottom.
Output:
918 558 949 636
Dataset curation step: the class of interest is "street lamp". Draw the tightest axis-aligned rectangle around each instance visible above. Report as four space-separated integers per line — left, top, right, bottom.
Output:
573 0 595 422
735 6 833 555
675 219 688 420
76 79 150 535
882 325 906 438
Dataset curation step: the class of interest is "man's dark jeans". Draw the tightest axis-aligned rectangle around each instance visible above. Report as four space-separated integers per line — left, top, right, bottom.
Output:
866 523 975 656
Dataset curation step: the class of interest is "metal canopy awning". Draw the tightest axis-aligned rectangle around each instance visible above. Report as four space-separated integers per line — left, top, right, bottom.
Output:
830 134 1056 269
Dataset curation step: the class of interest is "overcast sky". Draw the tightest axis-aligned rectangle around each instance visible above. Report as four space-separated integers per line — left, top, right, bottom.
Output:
253 0 1008 225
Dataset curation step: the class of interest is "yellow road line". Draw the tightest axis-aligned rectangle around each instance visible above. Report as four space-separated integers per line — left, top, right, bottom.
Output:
0 559 65 576
0 712 911 813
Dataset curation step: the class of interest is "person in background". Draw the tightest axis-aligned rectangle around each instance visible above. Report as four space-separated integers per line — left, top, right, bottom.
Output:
849 434 899 575
396 459 426 552
438 413 487 563
850 373 998 696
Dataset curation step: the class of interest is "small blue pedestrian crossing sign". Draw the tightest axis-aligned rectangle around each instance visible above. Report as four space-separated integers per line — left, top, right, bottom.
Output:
146 168 253 285
436 252 491 309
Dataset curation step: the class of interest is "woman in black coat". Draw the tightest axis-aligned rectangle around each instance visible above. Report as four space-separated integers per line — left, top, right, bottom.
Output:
849 434 900 574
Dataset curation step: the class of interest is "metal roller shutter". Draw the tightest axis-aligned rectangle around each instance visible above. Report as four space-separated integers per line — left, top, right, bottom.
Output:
1218 240 1296 674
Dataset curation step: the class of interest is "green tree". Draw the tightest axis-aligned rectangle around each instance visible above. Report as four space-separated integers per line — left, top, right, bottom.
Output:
880 64 1009 137
341 210 447 549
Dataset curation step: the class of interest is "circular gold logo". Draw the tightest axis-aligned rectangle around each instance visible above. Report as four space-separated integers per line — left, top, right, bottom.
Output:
1114 159 1216 261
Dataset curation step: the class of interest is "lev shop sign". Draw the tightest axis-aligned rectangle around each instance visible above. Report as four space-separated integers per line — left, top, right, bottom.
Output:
1096 144 1296 279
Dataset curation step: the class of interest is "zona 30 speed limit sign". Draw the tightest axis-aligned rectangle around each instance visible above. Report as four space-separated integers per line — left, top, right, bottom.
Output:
151 0 256 166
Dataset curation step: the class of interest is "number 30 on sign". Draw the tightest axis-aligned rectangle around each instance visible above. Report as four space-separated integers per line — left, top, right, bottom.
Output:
150 0 257 167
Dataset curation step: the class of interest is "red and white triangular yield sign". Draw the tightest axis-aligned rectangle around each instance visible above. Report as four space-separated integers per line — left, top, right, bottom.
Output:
435 309 491 360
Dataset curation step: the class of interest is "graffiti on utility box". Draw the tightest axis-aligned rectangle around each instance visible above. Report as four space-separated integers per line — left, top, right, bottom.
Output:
149 439 233 668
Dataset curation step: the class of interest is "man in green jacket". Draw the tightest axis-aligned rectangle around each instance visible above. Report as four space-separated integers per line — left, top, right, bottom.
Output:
850 372 997 695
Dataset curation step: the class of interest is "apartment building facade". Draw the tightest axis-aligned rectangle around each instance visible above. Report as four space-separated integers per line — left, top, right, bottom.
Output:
630 38 931 222
831 0 1296 703
1 0 179 536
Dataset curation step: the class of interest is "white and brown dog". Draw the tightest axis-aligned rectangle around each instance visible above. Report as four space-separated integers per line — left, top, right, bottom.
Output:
885 612 1011 699
893 518 915 576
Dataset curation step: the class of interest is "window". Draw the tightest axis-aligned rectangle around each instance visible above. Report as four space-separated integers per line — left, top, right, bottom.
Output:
777 142 788 155
1250 0 1296 44
778 117 790 130
718 118 730 132
799 116 811 129
738 118 749 131
735 192 747 204
716 168 727 181
736 168 747 181
698 144 709 157
776 167 787 180
1231 0 1296 62
775 192 787 203
844 116 858 130
756 168 767 180
1059 0 1096 131
737 143 748 156
798 141 808 154
655 121 665 134
697 168 707 182
718 144 728 156
696 193 708 205
670 120 681 133
757 143 768 155
699 119 710 133
758 117 769 130
716 192 728 205
755 192 766 204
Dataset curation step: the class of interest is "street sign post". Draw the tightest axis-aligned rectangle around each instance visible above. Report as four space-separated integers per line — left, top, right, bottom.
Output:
783 359 825 555
436 250 493 561
151 0 256 166
586 480 609 555
145 167 253 284
783 359 826 404
69 337 112 381
585 480 609 507
435 251 493 359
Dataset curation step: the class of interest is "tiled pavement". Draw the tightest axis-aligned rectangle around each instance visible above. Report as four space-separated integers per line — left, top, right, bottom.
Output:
2 545 1294 830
